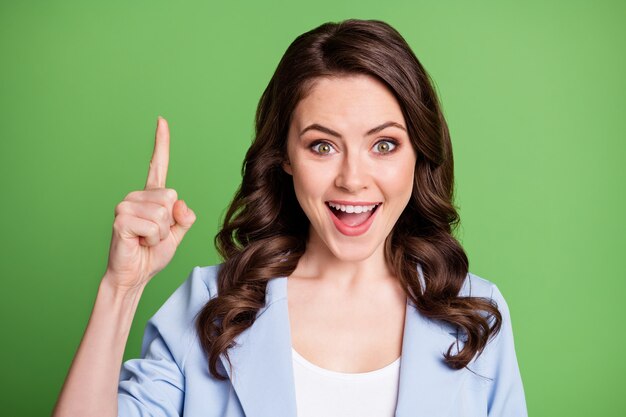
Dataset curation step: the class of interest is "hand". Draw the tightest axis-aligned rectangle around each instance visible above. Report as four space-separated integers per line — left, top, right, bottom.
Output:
103 117 197 292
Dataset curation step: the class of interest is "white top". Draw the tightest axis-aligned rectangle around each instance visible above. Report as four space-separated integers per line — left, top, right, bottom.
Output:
292 347 401 417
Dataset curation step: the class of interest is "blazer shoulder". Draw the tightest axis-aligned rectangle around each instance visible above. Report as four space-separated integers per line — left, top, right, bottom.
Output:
192 263 221 298
461 273 527 415
149 264 221 323
458 271 514 324
141 263 222 366
459 271 499 300
459 271 518 357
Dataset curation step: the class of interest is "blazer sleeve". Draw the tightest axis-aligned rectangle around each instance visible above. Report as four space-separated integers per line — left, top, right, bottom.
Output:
117 266 211 417
484 284 528 417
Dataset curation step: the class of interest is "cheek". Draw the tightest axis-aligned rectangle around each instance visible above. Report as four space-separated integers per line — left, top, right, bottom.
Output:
381 159 416 201
291 161 331 203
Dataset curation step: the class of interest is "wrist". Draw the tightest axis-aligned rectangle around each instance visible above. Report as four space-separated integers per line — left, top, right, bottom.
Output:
99 273 147 302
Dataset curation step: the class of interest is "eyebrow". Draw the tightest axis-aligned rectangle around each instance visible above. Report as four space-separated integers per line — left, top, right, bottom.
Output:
299 121 407 138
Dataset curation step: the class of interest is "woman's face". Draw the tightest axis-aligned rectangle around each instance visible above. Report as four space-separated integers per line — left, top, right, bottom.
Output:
284 74 417 262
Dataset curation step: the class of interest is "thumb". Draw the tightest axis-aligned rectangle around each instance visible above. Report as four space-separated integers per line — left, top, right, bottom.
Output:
171 199 196 245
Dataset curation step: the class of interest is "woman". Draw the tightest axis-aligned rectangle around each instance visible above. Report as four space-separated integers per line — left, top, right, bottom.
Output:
53 19 527 417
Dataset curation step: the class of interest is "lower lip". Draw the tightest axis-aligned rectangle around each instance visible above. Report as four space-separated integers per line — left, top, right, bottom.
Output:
327 204 380 237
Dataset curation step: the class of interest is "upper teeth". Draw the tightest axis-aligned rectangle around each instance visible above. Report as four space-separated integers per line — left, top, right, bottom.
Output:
328 202 379 213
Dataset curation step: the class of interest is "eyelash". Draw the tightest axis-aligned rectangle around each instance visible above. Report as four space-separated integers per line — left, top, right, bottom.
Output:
309 139 399 155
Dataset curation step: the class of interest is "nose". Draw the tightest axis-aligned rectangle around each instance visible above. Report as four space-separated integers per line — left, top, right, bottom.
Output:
334 151 370 192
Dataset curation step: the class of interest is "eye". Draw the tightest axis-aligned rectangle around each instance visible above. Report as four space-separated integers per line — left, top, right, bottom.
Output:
310 141 336 155
373 139 397 154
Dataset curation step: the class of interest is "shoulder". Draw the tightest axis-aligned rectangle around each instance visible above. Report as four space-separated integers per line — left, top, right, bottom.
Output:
458 271 519 365
140 264 222 365
459 273 527 414
458 271 510 314
456 270 515 350
417 263 507 308
149 264 221 327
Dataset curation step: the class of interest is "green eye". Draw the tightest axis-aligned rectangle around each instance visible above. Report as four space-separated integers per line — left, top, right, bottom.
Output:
374 140 396 153
311 141 335 155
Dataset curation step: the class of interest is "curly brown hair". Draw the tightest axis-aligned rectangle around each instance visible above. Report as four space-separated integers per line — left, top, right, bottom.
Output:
196 18 502 380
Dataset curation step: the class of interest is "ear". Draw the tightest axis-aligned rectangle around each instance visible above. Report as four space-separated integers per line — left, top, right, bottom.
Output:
282 159 293 176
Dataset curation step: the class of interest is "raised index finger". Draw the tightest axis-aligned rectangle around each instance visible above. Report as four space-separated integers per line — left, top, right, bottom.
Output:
145 116 170 190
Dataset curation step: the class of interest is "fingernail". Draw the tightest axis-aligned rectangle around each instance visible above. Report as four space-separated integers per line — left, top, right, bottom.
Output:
182 200 189 213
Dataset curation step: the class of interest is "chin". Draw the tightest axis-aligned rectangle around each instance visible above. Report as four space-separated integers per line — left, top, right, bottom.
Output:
305 218 387 263
327 241 380 263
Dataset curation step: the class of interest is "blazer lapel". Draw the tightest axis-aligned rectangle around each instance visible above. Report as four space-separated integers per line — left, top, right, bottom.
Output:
219 276 297 417
395 298 473 416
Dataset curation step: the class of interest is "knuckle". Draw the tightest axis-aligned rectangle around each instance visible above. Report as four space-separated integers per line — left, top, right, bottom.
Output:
114 201 128 215
124 190 138 201
148 222 160 236
112 215 125 231
157 206 169 221
165 188 178 203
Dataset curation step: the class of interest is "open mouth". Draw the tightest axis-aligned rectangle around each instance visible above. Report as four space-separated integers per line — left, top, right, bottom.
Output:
325 201 381 228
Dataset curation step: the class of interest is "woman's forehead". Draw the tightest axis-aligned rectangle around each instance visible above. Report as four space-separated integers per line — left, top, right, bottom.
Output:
290 74 405 134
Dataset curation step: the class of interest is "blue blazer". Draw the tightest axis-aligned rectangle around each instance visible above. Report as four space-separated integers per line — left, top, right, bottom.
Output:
118 264 527 416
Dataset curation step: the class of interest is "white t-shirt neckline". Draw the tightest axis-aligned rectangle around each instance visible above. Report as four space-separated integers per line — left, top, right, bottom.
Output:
291 347 401 380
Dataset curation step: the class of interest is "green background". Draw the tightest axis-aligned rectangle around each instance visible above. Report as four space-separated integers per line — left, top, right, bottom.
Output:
1 0 624 415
